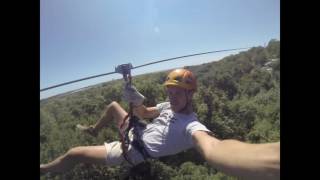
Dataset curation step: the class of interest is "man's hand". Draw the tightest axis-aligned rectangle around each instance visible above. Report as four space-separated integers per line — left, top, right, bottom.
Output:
123 83 145 107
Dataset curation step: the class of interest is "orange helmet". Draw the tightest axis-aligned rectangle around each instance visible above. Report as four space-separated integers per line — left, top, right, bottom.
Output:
164 69 197 91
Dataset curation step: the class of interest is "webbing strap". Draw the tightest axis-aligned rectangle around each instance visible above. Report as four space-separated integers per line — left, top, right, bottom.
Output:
131 124 153 160
116 63 153 165
119 114 134 166
116 63 136 165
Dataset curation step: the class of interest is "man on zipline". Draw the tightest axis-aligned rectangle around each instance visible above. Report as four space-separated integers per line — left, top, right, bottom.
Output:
40 68 280 180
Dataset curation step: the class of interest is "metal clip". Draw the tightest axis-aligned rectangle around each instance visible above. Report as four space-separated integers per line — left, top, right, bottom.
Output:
115 63 133 83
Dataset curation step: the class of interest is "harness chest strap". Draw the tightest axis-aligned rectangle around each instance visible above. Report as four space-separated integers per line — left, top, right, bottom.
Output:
130 120 153 160
120 117 155 166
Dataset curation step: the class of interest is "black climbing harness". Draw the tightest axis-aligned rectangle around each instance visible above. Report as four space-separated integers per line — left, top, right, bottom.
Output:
115 63 153 166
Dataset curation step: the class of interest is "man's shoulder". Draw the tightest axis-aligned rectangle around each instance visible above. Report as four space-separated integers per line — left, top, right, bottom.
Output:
156 102 171 112
156 101 170 106
184 116 209 130
173 113 198 127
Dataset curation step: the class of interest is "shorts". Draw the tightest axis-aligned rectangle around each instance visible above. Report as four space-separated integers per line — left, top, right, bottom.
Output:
104 131 146 166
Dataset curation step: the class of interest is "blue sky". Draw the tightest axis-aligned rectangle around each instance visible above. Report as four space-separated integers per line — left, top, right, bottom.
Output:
40 0 280 99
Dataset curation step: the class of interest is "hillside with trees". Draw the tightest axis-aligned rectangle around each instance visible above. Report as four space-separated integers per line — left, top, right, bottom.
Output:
40 39 280 179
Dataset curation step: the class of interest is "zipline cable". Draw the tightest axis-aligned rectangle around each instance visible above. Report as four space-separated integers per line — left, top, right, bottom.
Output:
40 47 252 92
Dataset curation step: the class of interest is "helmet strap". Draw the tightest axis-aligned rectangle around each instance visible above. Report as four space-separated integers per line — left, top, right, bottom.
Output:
179 89 192 114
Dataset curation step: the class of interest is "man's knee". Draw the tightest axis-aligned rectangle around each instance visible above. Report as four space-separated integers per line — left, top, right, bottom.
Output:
109 101 119 108
107 101 126 114
106 101 120 111
105 101 127 124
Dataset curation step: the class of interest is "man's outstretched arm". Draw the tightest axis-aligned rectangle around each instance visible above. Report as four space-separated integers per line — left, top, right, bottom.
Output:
192 131 280 180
